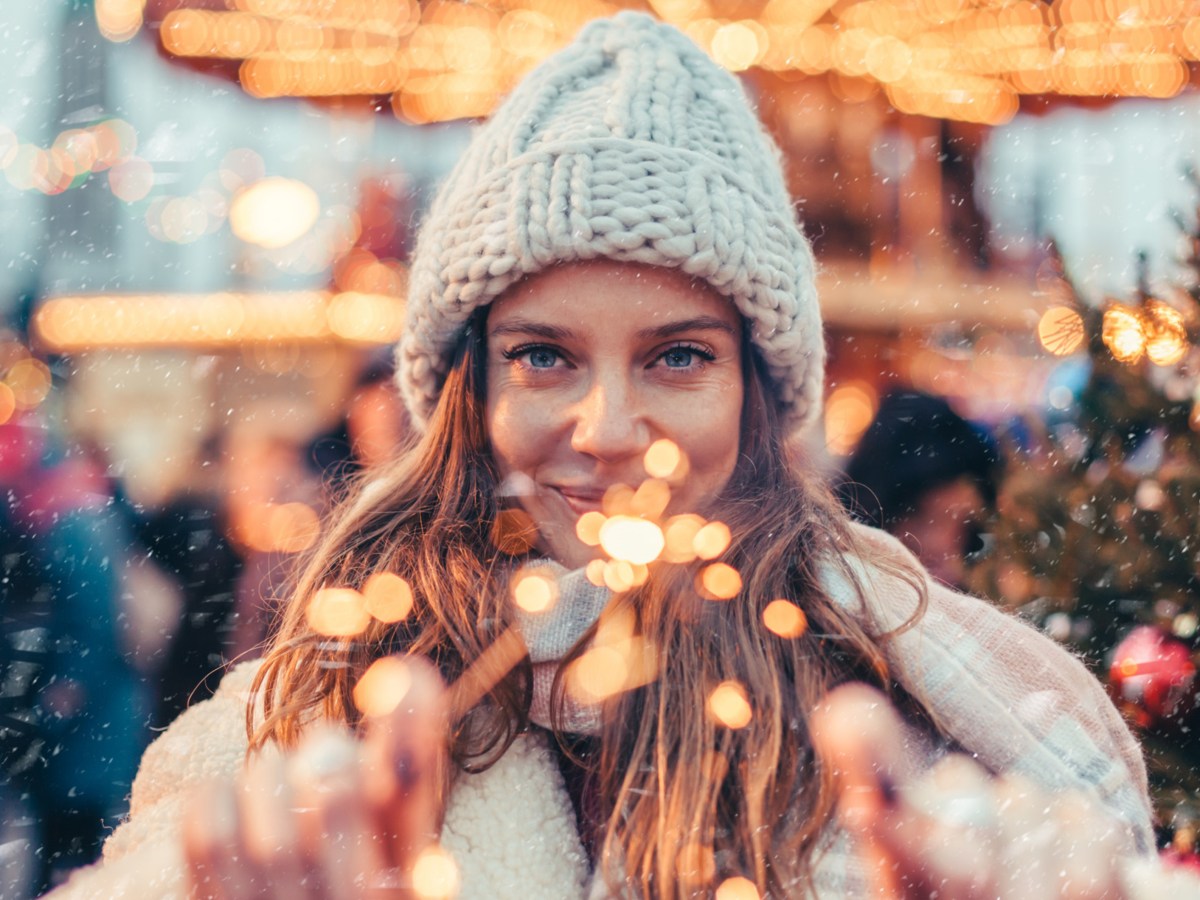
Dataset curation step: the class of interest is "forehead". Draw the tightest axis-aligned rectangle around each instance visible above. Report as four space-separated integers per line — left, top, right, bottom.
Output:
486 261 741 332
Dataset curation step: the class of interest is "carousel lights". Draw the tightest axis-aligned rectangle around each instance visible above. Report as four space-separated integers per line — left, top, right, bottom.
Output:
33 290 406 352
141 1 1200 126
96 0 146 43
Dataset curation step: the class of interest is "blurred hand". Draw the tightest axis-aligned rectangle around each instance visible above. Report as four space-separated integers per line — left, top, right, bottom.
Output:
183 657 449 900
811 683 1129 900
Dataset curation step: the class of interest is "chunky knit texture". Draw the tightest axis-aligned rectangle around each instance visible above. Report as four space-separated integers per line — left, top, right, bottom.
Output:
398 12 824 434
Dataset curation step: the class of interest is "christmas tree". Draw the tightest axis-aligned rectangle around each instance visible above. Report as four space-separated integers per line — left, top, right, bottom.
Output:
970 172 1200 855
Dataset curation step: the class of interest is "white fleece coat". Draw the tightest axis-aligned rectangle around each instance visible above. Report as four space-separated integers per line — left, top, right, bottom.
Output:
50 528 1193 899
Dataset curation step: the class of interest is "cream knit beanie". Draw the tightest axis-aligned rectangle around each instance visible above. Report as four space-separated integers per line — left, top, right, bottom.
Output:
398 11 824 434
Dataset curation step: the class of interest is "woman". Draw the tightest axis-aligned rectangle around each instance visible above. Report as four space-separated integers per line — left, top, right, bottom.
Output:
54 13 1173 899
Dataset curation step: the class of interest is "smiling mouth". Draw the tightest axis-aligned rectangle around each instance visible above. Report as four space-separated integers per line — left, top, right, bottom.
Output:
551 486 606 515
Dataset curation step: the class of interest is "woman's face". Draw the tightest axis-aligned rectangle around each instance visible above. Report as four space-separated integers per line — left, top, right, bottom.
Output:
486 261 745 568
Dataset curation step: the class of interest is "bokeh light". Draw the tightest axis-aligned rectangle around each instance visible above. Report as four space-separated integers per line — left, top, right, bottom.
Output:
762 599 808 638
716 876 761 900
663 513 705 563
512 569 558 613
5 358 52 410
644 438 685 480
1037 306 1085 356
708 681 753 729
96 0 145 43
353 656 413 717
599 515 665 565
363 572 414 623
699 563 743 600
306 586 371 637
0 384 16 425
824 381 878 457
1144 300 1188 367
1102 305 1147 364
630 478 671 519
412 845 459 900
229 176 320 248
107 156 154 202
570 645 629 701
692 521 732 560
575 562 602 590
265 501 320 553
575 510 606 546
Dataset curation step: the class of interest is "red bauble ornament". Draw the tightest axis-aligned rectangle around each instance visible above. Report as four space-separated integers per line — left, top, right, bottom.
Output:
1108 625 1197 729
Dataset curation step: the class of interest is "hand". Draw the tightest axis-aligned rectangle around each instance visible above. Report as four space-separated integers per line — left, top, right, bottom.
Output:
183 657 449 900
811 683 1129 900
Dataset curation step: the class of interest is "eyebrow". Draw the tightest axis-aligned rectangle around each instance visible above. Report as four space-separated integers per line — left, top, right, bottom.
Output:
488 316 737 341
636 316 738 340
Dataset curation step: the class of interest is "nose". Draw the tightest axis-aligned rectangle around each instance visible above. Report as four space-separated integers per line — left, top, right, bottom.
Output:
569 371 649 464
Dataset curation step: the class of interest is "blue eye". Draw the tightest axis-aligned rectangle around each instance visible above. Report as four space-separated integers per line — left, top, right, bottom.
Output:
662 347 695 368
528 347 559 368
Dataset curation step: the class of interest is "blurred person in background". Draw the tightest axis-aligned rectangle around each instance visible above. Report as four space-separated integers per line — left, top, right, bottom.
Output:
0 408 152 896
120 434 243 732
307 353 411 502
839 390 1000 591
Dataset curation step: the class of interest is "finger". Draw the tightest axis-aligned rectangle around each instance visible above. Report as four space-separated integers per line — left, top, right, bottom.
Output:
290 726 386 900
810 683 911 898
183 779 245 900
357 656 449 873
239 749 312 900
1051 793 1125 900
993 775 1060 900
883 755 1000 900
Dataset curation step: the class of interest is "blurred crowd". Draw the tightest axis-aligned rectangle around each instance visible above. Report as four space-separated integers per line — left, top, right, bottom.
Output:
0 350 408 897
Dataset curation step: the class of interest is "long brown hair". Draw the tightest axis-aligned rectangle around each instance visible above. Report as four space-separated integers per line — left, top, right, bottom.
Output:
248 312 927 896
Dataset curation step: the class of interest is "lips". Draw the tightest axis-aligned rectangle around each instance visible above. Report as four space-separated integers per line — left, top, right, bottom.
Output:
549 485 606 515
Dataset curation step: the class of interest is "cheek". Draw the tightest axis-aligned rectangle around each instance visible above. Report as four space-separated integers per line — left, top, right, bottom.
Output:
486 392 555 474
666 387 743 497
